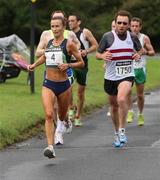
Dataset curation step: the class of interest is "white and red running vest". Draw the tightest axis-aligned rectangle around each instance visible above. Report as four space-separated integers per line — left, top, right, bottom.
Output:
104 30 134 80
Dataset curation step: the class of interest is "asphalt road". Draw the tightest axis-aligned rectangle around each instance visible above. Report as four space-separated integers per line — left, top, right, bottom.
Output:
1 90 160 180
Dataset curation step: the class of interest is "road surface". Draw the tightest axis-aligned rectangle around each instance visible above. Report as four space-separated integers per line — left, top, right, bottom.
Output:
0 90 160 180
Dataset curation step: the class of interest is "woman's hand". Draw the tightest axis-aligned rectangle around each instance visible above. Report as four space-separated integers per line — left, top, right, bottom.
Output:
27 64 35 71
58 63 69 71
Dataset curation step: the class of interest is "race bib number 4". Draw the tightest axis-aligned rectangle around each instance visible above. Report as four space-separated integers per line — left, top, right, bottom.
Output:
46 51 63 66
116 61 132 77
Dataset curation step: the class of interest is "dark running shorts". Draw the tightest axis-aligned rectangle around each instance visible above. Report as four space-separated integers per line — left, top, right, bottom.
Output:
104 77 134 96
73 67 88 86
43 79 70 96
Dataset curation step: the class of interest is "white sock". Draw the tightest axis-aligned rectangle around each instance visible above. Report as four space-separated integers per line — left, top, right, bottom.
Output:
56 119 62 131
56 119 65 133
48 145 53 149
58 119 64 126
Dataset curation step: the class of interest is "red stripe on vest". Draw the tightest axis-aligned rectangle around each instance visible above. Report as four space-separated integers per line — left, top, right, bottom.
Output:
109 49 133 53
111 56 133 61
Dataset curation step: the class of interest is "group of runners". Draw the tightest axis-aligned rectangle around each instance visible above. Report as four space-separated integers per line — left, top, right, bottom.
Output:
27 9 155 158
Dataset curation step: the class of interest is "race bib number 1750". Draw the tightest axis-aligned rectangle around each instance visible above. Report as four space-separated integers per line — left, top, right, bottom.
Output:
116 61 132 77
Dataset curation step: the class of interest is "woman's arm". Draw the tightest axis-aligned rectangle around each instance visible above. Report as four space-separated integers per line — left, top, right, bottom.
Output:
27 55 45 71
67 40 84 68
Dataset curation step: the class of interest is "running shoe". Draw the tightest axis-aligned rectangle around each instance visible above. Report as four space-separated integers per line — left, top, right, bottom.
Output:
68 109 75 121
64 119 73 134
137 114 144 126
127 111 134 123
54 132 64 145
113 134 122 148
43 146 55 159
74 118 82 127
119 129 127 144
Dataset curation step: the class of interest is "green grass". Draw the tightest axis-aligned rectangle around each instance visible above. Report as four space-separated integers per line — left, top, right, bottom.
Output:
0 56 160 149
145 58 160 89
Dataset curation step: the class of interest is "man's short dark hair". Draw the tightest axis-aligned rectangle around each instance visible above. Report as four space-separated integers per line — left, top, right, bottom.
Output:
114 10 132 23
131 17 142 26
69 14 81 21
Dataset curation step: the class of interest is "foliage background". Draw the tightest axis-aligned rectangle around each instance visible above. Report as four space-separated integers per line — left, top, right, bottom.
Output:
0 0 159 50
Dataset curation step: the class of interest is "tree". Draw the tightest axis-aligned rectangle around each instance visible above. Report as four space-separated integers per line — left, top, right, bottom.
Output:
121 0 160 49
0 0 159 49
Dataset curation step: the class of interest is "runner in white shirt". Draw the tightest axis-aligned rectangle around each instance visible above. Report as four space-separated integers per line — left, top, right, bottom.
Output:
127 17 155 125
96 10 144 148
